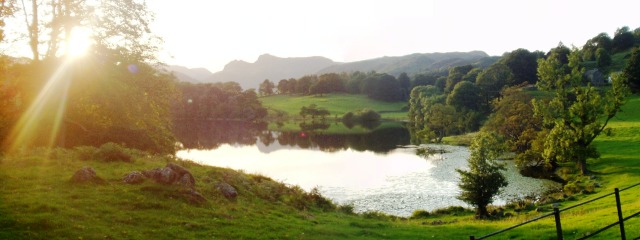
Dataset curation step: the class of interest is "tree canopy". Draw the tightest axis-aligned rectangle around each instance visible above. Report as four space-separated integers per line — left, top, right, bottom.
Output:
533 49 630 174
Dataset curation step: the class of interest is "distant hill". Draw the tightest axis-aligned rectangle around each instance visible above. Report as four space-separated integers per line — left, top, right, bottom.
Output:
180 51 499 90
207 54 336 90
166 65 214 83
318 51 496 76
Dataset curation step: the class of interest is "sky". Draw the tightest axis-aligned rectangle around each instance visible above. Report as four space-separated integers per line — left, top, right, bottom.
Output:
147 0 639 72
3 0 638 72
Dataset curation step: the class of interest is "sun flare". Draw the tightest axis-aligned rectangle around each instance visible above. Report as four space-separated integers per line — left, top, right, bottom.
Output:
67 27 93 57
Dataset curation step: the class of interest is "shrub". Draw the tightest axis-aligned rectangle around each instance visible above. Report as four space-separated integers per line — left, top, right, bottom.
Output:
73 146 98 161
95 142 132 162
338 203 355 215
410 210 430 219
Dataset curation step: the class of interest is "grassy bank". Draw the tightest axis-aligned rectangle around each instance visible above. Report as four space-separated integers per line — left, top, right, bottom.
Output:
259 93 409 121
0 96 639 239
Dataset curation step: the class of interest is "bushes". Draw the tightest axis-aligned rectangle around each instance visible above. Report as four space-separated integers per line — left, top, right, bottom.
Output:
342 109 381 128
73 143 135 162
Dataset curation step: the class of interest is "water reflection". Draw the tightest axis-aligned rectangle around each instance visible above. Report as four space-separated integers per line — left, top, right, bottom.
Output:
174 120 410 153
174 121 560 217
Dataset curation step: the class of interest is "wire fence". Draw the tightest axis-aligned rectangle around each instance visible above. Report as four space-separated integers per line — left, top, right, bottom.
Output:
470 182 640 240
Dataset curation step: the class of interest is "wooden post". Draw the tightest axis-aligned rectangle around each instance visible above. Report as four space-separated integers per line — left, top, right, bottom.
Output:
615 188 626 240
553 207 563 240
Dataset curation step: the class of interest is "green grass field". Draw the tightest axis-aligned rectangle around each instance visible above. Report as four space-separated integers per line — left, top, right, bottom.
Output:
0 95 639 239
259 93 409 121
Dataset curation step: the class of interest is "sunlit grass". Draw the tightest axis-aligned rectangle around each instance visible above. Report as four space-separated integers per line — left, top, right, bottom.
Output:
260 93 408 120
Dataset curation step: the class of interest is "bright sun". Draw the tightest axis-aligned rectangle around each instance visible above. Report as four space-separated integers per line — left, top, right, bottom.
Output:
67 27 92 57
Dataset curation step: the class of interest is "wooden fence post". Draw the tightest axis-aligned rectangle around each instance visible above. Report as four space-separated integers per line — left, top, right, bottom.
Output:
615 188 626 240
553 207 563 240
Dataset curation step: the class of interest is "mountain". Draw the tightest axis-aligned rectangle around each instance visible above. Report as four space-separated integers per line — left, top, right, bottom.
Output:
166 65 214 83
191 51 498 90
207 54 336 90
318 51 494 76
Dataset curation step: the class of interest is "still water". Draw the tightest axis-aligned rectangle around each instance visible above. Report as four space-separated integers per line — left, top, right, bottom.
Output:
175 121 559 217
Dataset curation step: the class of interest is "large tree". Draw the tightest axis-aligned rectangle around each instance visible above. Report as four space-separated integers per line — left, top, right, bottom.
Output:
623 47 640 92
14 0 157 61
457 132 508 218
534 49 630 174
499 48 541 85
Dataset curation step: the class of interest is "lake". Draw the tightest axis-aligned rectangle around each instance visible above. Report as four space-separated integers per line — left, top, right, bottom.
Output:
175 121 560 217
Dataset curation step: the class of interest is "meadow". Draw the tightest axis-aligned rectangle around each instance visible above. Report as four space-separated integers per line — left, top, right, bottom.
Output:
0 96 638 239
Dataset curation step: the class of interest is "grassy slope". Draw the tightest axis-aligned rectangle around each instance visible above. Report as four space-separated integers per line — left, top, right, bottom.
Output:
259 93 409 120
0 96 639 239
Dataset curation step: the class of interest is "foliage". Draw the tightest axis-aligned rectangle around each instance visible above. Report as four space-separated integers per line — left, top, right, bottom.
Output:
173 82 267 122
499 48 542 85
612 26 635 53
446 81 483 112
94 142 133 162
456 132 508 218
299 104 330 120
342 108 381 128
533 48 630 174
623 47 640 92
475 63 514 104
595 47 611 70
258 79 275 96
445 64 473 93
483 85 542 154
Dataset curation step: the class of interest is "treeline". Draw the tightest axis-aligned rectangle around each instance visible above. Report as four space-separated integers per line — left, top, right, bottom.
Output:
259 72 411 102
173 82 267 121
410 25 639 181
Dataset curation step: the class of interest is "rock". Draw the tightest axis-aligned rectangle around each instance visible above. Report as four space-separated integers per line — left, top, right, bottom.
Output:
159 167 177 184
142 163 196 188
216 182 238 199
183 189 207 204
70 166 102 183
177 173 196 189
123 171 145 184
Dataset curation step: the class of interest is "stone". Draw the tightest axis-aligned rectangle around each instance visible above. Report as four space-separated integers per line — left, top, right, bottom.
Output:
123 171 145 184
142 163 196 189
70 166 102 183
183 189 207 204
177 173 196 189
216 182 238 199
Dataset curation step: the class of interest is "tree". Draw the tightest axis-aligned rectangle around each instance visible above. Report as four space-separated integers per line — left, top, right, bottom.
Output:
0 0 16 42
623 47 640 92
534 49 630 174
612 26 634 53
258 79 274 96
446 81 482 112
499 48 541 85
456 132 508 218
277 79 289 94
397 72 411 100
445 65 473 93
595 47 611 70
475 63 514 104
12 0 158 61
582 33 612 61
483 85 541 155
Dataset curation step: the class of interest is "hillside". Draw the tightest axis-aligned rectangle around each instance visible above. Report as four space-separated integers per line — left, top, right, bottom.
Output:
318 51 497 76
165 65 214 83
194 51 499 90
207 54 336 90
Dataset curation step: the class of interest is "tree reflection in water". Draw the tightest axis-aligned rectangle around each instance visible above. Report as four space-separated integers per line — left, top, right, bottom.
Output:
174 120 410 153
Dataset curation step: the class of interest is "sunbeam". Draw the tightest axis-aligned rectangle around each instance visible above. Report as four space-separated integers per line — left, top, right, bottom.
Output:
6 57 75 153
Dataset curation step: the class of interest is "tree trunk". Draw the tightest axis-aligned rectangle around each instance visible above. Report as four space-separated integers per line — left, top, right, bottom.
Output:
476 205 489 219
578 158 590 175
